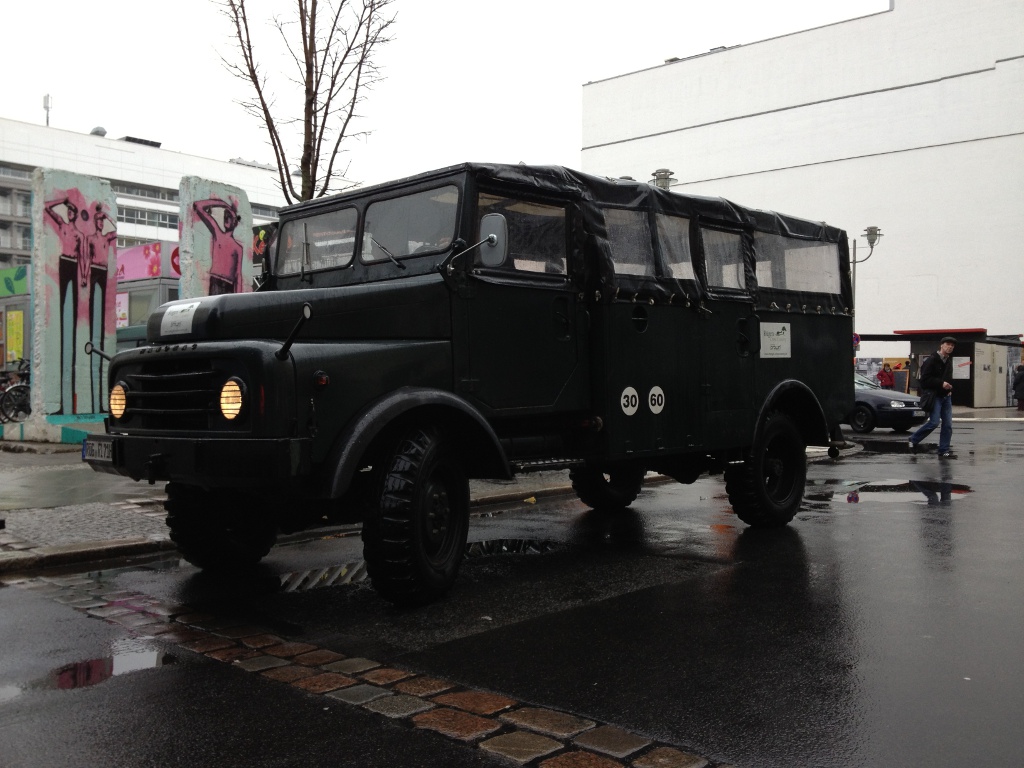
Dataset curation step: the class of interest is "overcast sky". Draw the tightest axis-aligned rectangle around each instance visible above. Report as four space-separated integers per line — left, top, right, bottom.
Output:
4 0 890 188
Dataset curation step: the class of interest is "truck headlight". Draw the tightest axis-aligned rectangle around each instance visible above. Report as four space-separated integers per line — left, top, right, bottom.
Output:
220 377 246 420
109 383 128 419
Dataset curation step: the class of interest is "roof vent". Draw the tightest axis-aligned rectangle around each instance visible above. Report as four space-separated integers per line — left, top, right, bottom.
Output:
229 158 275 170
119 136 161 148
90 126 107 137
651 169 677 190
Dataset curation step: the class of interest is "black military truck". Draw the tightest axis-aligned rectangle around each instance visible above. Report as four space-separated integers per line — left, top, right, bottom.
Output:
84 163 853 604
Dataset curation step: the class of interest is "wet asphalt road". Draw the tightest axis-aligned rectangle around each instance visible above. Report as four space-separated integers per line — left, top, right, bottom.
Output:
2 421 1023 767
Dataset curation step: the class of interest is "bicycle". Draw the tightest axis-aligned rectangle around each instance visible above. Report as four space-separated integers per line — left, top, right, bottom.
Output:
0 359 31 423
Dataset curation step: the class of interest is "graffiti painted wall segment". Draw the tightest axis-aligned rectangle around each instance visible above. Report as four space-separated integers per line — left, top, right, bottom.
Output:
178 177 254 299
33 169 118 415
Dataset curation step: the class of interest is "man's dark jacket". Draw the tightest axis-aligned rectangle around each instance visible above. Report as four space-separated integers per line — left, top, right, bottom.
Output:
919 351 953 398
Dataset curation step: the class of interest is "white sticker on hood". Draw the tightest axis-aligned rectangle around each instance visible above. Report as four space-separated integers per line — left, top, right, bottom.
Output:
160 301 202 337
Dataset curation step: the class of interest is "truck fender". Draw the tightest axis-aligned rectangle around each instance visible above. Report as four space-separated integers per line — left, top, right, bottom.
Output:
754 379 831 448
325 386 512 498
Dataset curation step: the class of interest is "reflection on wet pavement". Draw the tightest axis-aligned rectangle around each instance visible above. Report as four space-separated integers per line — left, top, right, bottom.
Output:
0 642 176 703
43 649 176 690
804 478 972 507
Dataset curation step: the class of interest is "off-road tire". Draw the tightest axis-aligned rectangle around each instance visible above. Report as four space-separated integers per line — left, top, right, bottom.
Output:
570 466 646 509
165 483 278 570
725 411 806 528
849 404 876 433
362 426 469 606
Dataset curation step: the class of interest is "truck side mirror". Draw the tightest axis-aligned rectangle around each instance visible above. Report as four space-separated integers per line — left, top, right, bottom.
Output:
478 213 508 267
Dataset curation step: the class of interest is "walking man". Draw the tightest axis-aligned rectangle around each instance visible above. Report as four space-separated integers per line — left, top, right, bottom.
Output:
909 336 957 458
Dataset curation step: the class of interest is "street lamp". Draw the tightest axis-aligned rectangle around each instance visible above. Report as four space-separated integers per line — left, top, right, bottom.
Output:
851 226 882 331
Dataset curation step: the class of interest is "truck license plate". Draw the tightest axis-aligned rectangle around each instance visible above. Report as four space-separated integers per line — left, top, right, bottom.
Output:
82 437 113 464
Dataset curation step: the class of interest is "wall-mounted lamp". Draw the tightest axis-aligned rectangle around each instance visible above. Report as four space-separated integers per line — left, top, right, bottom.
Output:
852 225 882 333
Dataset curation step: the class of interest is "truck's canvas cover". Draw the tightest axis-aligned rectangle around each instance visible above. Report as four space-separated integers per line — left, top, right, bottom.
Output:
464 163 851 314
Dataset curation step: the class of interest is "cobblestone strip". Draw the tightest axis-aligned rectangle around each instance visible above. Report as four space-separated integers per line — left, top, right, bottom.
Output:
7 574 728 768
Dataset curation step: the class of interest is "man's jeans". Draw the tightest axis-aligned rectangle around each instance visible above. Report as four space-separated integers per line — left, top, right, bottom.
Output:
910 394 953 452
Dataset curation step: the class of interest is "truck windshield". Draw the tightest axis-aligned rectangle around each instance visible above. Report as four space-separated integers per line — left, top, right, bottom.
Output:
362 185 459 264
276 207 359 275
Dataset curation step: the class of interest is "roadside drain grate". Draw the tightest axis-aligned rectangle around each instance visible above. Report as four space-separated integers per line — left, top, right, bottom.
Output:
279 562 368 592
278 540 561 593
465 538 560 557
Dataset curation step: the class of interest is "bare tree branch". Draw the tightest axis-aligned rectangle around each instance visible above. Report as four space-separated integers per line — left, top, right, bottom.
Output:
219 0 396 202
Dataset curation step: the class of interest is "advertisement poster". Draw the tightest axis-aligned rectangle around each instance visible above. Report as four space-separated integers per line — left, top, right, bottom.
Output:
952 356 972 379
6 310 24 362
115 293 130 329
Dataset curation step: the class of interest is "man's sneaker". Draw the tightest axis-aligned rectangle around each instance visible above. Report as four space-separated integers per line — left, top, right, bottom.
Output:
908 440 917 454
938 451 957 459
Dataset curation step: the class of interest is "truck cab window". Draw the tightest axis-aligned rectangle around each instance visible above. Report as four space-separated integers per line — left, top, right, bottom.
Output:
477 193 567 274
754 232 841 294
701 228 745 291
655 214 696 281
603 208 654 277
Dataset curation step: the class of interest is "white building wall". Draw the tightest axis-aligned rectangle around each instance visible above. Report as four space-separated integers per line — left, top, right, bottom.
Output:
581 0 1024 352
0 118 286 209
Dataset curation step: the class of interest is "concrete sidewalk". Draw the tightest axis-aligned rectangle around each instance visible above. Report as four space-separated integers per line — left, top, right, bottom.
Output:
2 405 1020 576
0 464 580 576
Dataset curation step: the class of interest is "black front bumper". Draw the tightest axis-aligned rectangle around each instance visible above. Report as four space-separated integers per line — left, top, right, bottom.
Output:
83 434 313 487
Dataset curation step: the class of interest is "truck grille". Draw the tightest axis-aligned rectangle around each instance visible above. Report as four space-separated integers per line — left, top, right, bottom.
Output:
121 360 223 431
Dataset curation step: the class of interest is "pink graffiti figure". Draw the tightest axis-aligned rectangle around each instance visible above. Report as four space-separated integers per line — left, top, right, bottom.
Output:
193 197 244 294
43 189 116 413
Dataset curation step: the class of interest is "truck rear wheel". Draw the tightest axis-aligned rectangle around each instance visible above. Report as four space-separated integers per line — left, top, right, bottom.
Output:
362 426 469 605
570 467 646 509
165 483 278 570
725 412 806 527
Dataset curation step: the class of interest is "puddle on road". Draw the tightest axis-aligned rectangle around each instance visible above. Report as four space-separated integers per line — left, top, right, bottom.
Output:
1 645 176 702
44 650 177 690
804 478 972 507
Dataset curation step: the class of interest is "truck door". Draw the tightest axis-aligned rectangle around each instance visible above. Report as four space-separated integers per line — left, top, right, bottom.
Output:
698 226 758 448
459 194 588 413
594 208 704 458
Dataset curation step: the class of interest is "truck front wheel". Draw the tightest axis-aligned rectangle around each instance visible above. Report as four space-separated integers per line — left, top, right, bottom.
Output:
570 467 646 509
725 412 806 527
165 483 278 570
362 426 469 605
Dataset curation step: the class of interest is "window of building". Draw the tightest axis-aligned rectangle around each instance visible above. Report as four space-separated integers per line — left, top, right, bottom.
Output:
128 288 157 325
117 206 179 229
111 183 178 202
0 165 32 180
252 204 280 219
